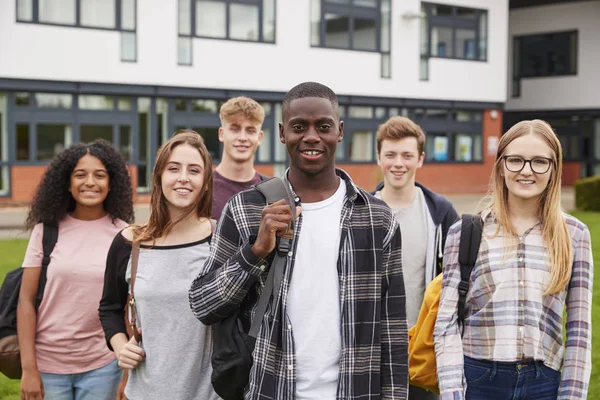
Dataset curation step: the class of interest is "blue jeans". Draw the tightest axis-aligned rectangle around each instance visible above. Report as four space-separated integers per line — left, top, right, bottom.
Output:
40 359 122 400
464 356 560 400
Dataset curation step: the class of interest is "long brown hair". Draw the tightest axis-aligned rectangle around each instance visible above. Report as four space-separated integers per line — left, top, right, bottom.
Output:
480 120 572 295
133 130 213 244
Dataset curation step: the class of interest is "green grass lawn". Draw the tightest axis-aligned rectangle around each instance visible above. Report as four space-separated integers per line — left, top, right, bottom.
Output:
0 212 599 397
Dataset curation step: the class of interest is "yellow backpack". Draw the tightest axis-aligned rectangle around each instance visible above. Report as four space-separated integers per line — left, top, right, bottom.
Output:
408 214 483 394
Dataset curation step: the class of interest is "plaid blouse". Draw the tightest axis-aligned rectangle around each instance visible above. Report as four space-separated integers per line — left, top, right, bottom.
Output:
434 212 593 400
189 169 408 399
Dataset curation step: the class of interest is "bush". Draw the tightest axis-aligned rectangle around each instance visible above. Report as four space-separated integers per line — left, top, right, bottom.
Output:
575 175 600 212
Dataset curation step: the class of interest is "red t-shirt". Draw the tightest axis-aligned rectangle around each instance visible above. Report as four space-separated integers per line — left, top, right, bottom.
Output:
211 170 264 221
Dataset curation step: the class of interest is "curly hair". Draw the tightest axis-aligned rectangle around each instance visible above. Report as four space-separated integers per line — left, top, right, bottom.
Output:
26 139 135 229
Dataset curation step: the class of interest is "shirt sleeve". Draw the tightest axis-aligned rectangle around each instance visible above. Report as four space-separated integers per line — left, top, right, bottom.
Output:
22 223 44 268
434 225 466 400
558 225 593 399
380 216 409 399
98 232 132 351
188 198 270 326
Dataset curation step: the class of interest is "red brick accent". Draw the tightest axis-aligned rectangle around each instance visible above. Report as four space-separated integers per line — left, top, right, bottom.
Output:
562 162 581 186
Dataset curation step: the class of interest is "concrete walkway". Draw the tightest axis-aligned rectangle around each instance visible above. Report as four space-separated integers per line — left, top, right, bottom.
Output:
0 187 576 240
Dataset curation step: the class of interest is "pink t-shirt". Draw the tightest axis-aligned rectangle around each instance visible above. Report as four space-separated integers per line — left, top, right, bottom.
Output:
22 214 128 374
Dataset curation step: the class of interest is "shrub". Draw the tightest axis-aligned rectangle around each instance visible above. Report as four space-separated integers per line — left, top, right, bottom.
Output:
575 175 600 212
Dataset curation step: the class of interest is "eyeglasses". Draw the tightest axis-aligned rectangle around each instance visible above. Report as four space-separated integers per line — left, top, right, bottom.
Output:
502 155 553 174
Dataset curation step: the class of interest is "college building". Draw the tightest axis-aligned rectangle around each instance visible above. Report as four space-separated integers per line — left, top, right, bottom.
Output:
1 0 594 205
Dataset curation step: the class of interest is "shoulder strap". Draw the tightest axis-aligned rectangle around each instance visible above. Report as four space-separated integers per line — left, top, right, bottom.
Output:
128 240 142 342
35 224 59 308
248 178 297 338
457 214 483 330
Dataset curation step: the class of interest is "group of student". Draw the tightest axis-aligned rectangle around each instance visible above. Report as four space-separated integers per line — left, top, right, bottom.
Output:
15 82 592 400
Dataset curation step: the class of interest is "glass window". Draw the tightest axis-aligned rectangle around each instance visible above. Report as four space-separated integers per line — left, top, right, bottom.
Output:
179 0 192 35
16 93 30 107
423 3 487 62
380 0 390 52
17 0 33 21
349 131 374 161
0 166 8 195
353 17 377 51
192 99 219 113
426 109 448 120
79 95 114 110
231 3 259 41
35 93 73 108
453 110 472 122
121 32 137 62
121 0 136 30
375 107 386 119
258 129 272 162
348 106 373 119
156 98 169 147
0 94 6 161
175 99 188 111
431 27 453 57
37 124 72 160
515 31 577 78
81 0 116 29
194 127 220 160
118 98 132 110
17 124 30 161
39 0 76 25
120 125 132 160
425 134 448 161
178 37 193 65
355 0 377 7
454 134 473 162
263 0 276 42
261 103 272 116
137 98 151 190
389 107 399 117
473 134 482 161
196 1 227 38
325 14 350 48
336 135 346 161
310 0 321 46
81 125 113 143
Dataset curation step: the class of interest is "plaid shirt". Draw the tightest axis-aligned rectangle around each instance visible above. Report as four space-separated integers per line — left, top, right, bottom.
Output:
189 169 408 399
434 212 593 400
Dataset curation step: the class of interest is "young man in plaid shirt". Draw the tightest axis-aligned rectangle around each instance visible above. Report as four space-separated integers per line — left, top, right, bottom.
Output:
190 82 408 399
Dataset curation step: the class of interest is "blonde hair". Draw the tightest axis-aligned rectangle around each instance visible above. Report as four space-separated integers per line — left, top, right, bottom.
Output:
480 119 572 295
376 116 426 154
219 96 265 125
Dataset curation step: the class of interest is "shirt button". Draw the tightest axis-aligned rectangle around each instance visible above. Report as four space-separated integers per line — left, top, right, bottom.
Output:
288 364 293 370
520 281 524 286
518 256 524 262
259 265 266 271
288 251 293 257
287 324 292 330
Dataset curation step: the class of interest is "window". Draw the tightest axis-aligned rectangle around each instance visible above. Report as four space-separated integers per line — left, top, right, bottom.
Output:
349 131 374 161
0 94 7 195
512 31 577 97
312 0 391 54
420 3 487 79
36 124 72 161
178 0 275 62
17 0 137 62
79 95 114 110
35 93 73 108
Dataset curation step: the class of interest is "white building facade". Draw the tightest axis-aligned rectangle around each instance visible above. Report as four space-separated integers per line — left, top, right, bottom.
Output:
0 0 508 203
505 0 600 182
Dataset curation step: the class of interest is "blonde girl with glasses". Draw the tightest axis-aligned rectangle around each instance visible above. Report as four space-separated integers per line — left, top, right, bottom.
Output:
434 120 593 400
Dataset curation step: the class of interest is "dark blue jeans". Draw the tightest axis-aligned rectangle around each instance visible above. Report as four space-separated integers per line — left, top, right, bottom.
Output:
464 356 560 400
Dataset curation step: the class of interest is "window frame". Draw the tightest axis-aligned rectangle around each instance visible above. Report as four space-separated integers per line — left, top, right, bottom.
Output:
182 0 276 44
16 0 137 33
421 2 488 62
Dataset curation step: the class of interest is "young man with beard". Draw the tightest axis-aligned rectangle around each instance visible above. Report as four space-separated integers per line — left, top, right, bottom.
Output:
212 96 267 221
190 82 408 399
374 117 459 400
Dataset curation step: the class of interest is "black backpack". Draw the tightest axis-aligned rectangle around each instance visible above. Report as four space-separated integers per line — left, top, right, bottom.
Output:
210 178 296 400
0 224 58 379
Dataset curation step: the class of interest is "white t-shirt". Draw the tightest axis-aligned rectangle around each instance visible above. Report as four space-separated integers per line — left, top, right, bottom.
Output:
287 178 346 400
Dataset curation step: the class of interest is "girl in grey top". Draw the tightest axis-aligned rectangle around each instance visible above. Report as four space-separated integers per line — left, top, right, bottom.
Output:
99 131 220 400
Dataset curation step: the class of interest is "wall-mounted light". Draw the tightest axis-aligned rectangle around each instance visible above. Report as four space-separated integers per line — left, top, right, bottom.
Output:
490 110 499 120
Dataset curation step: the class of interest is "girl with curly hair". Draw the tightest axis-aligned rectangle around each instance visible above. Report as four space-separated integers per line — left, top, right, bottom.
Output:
99 131 220 400
18 139 134 400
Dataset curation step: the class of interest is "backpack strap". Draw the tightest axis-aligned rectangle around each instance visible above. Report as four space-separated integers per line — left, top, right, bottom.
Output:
248 178 296 338
457 214 483 332
35 224 59 308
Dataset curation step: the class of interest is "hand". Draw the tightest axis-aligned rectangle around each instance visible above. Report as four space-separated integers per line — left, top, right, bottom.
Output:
252 199 302 259
20 368 44 400
116 369 129 400
117 334 146 370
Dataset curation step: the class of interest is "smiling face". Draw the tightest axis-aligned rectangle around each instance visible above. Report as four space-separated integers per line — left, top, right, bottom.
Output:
279 97 342 176
377 137 424 191
69 154 110 211
161 143 206 215
219 116 263 163
502 133 554 203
